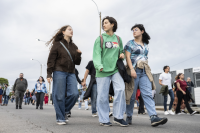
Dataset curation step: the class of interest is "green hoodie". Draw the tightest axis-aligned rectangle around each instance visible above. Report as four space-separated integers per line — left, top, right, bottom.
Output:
93 33 124 77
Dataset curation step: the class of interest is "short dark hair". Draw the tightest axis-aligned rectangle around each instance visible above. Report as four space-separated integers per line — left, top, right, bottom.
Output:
163 66 170 72
5 84 8 86
37 76 45 82
102 16 118 32
20 73 24 75
131 24 150 44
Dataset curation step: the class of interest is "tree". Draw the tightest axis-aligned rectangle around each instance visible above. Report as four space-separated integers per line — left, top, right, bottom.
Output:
0 77 9 89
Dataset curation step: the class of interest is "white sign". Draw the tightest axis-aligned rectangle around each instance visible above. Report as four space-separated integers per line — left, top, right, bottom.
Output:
193 67 200 73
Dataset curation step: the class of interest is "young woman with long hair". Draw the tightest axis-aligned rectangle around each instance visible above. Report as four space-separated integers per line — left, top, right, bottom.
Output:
35 76 47 110
124 24 167 127
175 73 197 115
46 25 82 125
93 16 128 127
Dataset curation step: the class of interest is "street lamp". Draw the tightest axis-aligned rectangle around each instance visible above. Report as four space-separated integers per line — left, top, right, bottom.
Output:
30 58 45 76
36 38 46 42
92 0 101 35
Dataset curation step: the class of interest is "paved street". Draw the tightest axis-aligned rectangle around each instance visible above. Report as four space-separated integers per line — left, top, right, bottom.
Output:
1 102 200 133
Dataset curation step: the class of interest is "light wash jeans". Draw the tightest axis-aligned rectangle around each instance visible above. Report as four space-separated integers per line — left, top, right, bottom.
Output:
96 72 126 123
78 90 88 109
52 71 79 122
126 68 157 117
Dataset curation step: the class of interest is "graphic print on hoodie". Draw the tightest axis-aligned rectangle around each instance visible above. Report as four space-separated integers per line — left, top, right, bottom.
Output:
105 41 119 49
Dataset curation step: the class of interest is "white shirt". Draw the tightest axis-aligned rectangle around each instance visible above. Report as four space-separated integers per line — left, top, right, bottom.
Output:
159 72 172 90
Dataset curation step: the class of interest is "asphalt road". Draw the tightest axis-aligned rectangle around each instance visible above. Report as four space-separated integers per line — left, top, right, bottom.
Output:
1 102 200 133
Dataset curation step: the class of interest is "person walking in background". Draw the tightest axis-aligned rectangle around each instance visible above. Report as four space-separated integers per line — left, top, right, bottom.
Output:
0 86 3 105
11 94 15 103
44 93 49 105
46 25 81 125
2 84 10 106
159 66 175 115
25 89 30 105
78 80 89 110
125 24 167 127
186 77 194 94
175 73 197 115
31 89 36 105
13 73 28 109
82 60 98 117
93 16 128 127
35 76 47 110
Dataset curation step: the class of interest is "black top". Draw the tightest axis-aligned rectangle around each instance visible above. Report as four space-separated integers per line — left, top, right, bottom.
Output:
75 68 81 84
86 61 96 83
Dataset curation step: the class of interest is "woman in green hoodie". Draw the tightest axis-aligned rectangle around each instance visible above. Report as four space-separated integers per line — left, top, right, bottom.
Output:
93 16 128 127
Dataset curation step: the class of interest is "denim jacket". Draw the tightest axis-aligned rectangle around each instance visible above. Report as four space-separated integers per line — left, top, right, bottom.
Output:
4 87 10 96
35 82 47 93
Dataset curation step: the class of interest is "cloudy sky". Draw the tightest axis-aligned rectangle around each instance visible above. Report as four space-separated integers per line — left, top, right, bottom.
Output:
0 0 200 91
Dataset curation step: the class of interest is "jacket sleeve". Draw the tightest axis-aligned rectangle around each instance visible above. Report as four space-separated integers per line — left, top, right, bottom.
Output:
74 52 82 65
47 43 58 78
75 69 81 84
191 81 194 87
93 37 103 71
35 83 37 93
13 79 17 92
119 37 124 56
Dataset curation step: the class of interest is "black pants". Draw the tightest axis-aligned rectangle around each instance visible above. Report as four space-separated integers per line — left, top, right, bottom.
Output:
36 92 45 108
138 95 145 114
176 91 194 114
15 91 24 106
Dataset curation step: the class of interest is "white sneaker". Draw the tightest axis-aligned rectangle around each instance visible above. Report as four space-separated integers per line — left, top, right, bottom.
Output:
78 108 81 110
168 110 175 115
164 111 169 115
92 113 98 117
191 111 197 116
57 121 66 125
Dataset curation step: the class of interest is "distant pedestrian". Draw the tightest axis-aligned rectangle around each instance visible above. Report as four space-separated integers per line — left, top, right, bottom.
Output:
186 77 194 94
44 93 49 105
13 73 28 109
159 66 175 115
2 84 10 106
0 86 3 105
78 81 89 110
175 73 197 115
25 89 30 105
35 76 47 110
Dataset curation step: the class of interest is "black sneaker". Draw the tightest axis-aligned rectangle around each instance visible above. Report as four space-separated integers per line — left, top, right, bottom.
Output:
36 106 38 109
40 107 43 110
151 115 168 127
19 106 22 109
100 122 112 126
16 105 18 109
65 114 69 123
109 112 113 117
113 118 128 127
126 116 132 125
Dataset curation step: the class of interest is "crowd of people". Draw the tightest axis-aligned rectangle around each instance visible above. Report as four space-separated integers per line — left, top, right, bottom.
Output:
1 16 198 128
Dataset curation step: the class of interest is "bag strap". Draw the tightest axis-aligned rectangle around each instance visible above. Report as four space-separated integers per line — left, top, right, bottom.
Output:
59 41 74 63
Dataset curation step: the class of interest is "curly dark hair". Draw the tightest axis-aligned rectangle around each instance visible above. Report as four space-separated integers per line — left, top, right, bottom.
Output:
102 16 118 32
46 25 73 50
37 76 45 82
131 24 150 44
163 65 170 72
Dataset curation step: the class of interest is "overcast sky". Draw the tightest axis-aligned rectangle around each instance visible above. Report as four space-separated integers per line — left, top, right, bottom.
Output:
0 0 200 91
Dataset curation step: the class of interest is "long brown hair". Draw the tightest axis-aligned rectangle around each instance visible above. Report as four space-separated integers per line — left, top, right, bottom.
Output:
175 73 183 80
46 25 73 50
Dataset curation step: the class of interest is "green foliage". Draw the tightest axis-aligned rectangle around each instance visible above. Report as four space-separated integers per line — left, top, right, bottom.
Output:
0 78 9 89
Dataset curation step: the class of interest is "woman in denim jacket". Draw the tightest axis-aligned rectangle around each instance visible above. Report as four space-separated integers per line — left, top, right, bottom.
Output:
35 76 47 110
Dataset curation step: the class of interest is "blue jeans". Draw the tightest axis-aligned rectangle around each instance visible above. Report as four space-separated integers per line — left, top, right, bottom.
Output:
3 95 9 105
25 97 30 104
52 71 79 122
164 89 174 111
91 84 97 114
126 68 157 117
96 72 126 123
78 90 88 109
